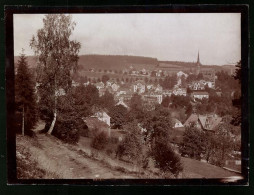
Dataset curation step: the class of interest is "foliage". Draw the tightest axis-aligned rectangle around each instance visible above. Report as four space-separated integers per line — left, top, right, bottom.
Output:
161 96 170 108
152 138 183 177
116 122 143 165
216 70 239 93
179 125 205 160
99 90 115 111
91 131 108 150
30 14 81 135
231 109 241 126
52 120 80 144
212 119 233 166
186 74 197 83
142 107 173 144
101 75 110 84
233 60 241 84
109 105 128 129
197 73 204 80
161 75 177 89
51 86 96 143
128 93 145 121
15 51 38 134
169 94 191 109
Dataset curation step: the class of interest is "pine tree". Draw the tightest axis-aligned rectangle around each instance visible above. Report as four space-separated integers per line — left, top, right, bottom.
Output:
15 50 37 136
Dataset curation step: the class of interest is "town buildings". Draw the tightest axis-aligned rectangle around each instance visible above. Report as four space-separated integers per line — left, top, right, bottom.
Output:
191 91 209 100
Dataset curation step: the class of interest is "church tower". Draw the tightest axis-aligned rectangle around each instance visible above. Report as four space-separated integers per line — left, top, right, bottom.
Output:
196 51 201 75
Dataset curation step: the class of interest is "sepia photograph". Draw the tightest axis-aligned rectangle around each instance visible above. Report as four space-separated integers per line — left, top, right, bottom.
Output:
5 6 249 185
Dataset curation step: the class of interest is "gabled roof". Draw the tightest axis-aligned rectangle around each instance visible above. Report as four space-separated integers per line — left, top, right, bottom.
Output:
172 118 183 125
184 114 199 126
184 113 222 131
202 115 222 131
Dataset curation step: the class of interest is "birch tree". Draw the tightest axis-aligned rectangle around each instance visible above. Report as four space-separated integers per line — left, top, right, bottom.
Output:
30 14 81 134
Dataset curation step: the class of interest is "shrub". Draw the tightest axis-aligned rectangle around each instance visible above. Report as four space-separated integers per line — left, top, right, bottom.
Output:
152 139 183 177
91 131 108 150
106 148 113 157
52 121 80 144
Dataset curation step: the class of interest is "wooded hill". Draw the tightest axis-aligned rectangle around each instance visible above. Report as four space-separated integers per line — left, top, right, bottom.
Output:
14 54 235 73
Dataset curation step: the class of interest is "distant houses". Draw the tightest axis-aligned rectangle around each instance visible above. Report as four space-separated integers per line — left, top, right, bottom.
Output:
133 80 146 94
172 87 187 96
191 91 209 100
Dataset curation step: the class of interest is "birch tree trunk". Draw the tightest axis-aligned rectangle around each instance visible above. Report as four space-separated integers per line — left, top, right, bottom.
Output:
47 75 57 134
22 104 24 136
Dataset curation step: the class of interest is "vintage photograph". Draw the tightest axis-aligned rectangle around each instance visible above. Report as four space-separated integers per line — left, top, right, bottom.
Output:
11 12 244 182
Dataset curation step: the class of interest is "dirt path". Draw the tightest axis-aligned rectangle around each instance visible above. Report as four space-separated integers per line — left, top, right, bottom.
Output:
16 134 136 179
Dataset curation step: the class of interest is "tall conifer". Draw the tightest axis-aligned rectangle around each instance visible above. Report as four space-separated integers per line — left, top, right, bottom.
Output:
15 50 37 135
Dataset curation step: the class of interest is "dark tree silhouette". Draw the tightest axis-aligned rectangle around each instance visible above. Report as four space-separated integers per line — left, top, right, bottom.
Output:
15 50 37 136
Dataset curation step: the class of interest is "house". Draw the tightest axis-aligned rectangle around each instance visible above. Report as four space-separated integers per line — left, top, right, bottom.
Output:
188 81 205 90
204 81 215 89
133 80 146 94
142 92 163 104
146 84 154 91
162 90 172 97
191 91 209 100
172 118 184 128
116 86 129 96
98 88 107 97
154 84 163 93
156 72 161 77
198 114 222 132
177 71 188 78
92 111 111 126
95 82 105 90
173 87 187 96
72 80 80 87
106 81 113 87
117 93 133 103
111 83 120 91
141 68 147 75
116 98 129 109
184 113 222 132
83 81 90 86
55 88 66 96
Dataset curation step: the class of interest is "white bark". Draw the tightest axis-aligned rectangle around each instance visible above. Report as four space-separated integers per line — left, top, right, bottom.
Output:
47 74 57 135
22 105 24 136
48 111 57 134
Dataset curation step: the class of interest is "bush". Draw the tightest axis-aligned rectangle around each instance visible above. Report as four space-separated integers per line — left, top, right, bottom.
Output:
106 148 113 157
91 131 108 150
152 139 183 177
52 121 80 144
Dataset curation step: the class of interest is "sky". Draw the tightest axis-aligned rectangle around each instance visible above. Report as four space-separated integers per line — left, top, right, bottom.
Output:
14 13 241 65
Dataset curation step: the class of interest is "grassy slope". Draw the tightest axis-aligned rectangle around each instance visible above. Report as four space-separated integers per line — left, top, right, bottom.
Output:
16 134 141 179
16 132 240 179
181 157 240 178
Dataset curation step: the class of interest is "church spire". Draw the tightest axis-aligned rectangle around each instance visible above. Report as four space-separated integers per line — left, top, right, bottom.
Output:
196 51 201 75
197 50 200 65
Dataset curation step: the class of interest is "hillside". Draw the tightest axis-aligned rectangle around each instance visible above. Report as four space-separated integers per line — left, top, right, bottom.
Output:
16 133 240 179
14 54 236 74
78 55 158 71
